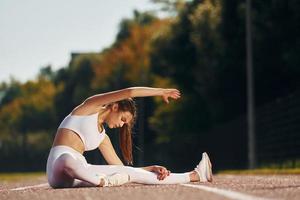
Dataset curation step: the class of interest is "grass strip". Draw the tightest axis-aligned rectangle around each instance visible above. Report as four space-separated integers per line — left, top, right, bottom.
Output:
218 168 300 175
0 172 45 182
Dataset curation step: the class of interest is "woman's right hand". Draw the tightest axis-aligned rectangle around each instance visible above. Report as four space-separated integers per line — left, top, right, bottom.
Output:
161 88 181 104
150 165 171 180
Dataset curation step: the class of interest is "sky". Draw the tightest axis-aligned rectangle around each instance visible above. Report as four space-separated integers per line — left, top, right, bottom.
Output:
0 0 161 83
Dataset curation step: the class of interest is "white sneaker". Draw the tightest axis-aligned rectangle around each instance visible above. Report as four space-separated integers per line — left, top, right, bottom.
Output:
194 152 213 182
100 173 130 187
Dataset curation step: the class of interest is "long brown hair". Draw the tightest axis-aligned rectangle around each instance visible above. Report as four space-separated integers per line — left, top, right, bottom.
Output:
106 98 136 165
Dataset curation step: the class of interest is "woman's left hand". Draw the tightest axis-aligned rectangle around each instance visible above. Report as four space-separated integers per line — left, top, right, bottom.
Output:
151 165 171 180
161 88 181 104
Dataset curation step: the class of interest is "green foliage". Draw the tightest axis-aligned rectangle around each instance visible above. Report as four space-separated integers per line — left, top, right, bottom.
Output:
0 0 299 171
38 65 55 81
0 79 22 106
149 0 222 138
116 11 157 44
54 53 98 120
0 79 57 132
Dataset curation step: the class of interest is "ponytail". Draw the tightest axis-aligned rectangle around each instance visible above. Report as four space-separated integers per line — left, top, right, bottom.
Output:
115 98 136 165
119 123 133 165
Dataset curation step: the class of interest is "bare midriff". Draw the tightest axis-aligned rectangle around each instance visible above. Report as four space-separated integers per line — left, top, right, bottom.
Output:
52 128 85 154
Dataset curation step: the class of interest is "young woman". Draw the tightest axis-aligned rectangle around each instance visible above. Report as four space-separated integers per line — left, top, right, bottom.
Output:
46 87 213 188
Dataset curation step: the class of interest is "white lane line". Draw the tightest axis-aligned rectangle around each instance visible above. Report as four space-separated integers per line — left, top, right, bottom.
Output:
181 184 275 200
9 183 49 191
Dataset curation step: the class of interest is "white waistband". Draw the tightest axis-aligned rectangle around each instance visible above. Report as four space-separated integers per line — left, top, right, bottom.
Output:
48 145 85 160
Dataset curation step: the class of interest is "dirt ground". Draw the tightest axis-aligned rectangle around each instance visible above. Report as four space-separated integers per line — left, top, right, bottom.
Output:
0 174 299 200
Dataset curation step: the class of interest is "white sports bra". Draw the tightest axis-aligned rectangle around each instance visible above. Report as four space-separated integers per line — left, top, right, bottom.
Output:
58 113 106 151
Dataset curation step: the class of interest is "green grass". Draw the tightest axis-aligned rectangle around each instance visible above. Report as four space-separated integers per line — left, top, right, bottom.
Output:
0 172 45 182
218 168 300 175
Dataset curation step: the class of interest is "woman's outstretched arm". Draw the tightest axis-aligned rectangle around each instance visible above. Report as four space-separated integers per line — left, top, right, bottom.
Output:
128 87 180 100
72 87 180 115
83 87 180 108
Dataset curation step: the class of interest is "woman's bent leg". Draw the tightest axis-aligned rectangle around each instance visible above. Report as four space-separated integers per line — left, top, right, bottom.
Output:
86 165 191 184
50 153 105 187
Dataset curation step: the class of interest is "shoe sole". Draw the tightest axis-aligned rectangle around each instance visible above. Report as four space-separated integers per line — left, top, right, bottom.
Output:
203 152 213 182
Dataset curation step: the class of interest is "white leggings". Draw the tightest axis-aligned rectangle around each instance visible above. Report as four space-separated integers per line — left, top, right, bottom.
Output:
46 145 190 188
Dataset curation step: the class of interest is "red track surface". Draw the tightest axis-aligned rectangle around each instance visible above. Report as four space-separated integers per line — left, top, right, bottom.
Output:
0 174 299 200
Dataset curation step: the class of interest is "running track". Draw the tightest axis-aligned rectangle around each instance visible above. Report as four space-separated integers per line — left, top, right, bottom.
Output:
0 174 299 200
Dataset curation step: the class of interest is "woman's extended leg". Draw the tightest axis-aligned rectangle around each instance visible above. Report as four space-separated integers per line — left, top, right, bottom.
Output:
86 152 213 184
86 165 191 184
